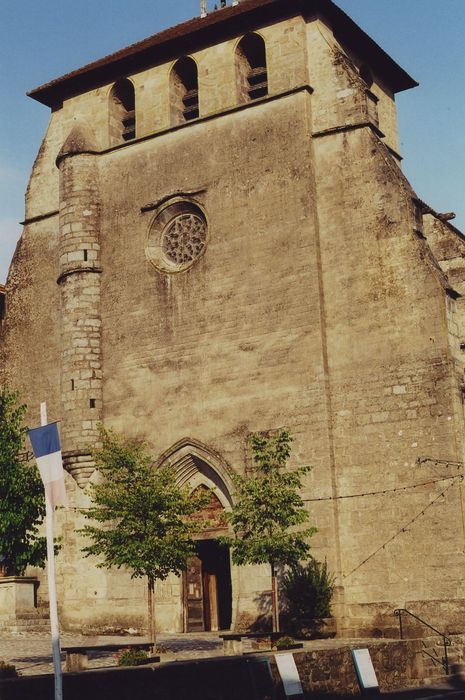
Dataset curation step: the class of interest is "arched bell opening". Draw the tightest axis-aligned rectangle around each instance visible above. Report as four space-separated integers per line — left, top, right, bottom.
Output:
169 56 199 125
235 33 268 103
109 78 136 145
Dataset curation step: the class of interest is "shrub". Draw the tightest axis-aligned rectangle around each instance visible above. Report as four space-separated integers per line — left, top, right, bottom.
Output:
0 661 18 678
281 558 335 636
274 635 295 650
116 648 149 667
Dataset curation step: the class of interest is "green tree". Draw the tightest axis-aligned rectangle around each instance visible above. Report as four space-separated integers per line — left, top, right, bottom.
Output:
80 427 207 645
222 429 316 632
0 386 47 575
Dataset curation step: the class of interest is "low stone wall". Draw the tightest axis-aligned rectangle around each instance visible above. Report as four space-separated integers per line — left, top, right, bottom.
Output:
0 638 439 699
270 640 424 697
339 599 465 639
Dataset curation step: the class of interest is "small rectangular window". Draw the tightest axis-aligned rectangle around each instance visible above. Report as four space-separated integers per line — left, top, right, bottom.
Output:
89 398 96 409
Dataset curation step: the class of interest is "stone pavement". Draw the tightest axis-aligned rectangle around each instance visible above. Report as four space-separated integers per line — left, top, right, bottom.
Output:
0 631 376 677
0 631 227 676
2 632 465 698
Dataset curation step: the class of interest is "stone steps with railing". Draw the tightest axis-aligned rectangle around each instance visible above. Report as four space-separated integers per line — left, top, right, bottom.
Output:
393 609 465 688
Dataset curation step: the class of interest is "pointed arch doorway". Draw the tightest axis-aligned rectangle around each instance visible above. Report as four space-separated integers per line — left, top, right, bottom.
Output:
158 439 234 632
184 489 232 632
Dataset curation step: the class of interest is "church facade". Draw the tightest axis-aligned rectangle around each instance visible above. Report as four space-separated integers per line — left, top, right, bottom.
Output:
2 0 465 637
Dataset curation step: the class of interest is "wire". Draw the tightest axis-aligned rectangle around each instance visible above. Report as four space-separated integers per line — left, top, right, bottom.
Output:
303 476 460 502
417 456 464 468
343 479 459 579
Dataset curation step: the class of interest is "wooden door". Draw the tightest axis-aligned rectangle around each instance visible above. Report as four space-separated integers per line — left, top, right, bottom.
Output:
203 571 219 632
184 555 205 632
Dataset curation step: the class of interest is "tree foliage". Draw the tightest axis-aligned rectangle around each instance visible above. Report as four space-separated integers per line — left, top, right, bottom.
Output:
0 386 47 576
80 427 205 582
223 430 316 569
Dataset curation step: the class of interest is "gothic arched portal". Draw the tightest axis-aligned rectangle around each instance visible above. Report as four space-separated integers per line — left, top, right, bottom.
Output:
157 439 233 631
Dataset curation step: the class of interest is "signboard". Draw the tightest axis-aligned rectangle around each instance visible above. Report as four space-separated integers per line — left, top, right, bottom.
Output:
351 648 379 691
274 653 304 698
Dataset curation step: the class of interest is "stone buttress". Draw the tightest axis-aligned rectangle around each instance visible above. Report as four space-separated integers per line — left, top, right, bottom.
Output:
56 126 102 487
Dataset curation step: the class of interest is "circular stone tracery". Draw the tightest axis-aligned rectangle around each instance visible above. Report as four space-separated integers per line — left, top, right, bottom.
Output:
146 200 208 273
162 213 207 265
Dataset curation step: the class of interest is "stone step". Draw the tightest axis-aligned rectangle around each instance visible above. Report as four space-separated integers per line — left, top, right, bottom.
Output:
0 616 51 633
421 675 452 687
14 612 49 621
0 612 49 622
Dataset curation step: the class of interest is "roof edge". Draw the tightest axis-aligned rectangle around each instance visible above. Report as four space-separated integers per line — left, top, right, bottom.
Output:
28 0 417 108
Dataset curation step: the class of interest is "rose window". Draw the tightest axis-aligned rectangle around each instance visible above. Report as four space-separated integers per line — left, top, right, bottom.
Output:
161 213 207 265
146 200 208 273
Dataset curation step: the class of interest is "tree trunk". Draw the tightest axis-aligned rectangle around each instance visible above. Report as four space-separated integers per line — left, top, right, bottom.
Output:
147 576 156 650
271 562 280 633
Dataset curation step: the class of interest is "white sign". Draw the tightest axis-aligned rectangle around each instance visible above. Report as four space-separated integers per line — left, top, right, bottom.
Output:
352 648 379 690
275 653 304 698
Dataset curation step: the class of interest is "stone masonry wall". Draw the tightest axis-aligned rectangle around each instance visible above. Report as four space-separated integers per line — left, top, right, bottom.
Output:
313 123 465 633
270 640 424 696
3 7 463 637
57 149 103 485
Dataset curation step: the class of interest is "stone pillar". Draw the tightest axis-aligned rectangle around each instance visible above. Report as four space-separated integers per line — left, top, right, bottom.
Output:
56 127 102 487
0 577 38 617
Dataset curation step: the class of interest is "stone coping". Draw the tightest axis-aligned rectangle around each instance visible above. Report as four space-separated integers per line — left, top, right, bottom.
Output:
0 577 39 585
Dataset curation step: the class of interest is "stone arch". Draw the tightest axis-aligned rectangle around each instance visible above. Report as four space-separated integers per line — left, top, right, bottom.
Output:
109 78 136 145
156 437 233 508
157 439 234 632
235 32 268 103
169 56 199 125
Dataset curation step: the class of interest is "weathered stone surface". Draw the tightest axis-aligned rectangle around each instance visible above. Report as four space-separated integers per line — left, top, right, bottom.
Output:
0 2 463 637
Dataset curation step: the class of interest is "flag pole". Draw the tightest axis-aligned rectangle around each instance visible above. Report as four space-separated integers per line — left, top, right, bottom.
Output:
40 402 63 700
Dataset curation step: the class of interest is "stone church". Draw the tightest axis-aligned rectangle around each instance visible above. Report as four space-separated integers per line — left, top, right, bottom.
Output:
1 0 464 637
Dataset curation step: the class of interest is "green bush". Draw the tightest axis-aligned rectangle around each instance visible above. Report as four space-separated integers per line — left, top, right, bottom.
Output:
274 635 295 650
282 558 335 636
0 661 18 678
116 648 149 667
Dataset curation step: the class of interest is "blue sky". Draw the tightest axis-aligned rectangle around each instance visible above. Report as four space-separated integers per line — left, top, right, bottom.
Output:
0 0 464 282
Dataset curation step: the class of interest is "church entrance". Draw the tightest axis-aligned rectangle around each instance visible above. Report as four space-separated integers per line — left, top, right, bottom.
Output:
183 539 232 632
160 439 235 634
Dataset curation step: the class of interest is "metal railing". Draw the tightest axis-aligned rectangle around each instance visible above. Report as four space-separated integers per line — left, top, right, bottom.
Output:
394 608 451 675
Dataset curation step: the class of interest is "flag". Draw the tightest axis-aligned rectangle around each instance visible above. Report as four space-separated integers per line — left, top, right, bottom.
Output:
28 422 68 509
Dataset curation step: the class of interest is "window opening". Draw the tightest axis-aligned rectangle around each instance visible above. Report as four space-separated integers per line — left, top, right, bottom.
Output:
146 200 208 274
235 33 268 103
170 57 199 125
89 399 96 409
109 78 136 145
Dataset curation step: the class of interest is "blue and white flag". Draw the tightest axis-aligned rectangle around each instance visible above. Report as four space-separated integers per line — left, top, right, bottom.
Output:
28 422 68 509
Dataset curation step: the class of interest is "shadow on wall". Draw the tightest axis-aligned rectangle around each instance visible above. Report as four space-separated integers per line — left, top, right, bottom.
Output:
235 591 273 633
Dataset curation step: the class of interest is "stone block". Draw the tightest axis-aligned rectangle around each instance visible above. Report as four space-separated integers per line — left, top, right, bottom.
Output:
0 578 38 617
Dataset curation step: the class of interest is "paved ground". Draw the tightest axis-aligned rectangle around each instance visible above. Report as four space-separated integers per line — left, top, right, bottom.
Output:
0 631 387 677
0 631 226 676
2 631 463 699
